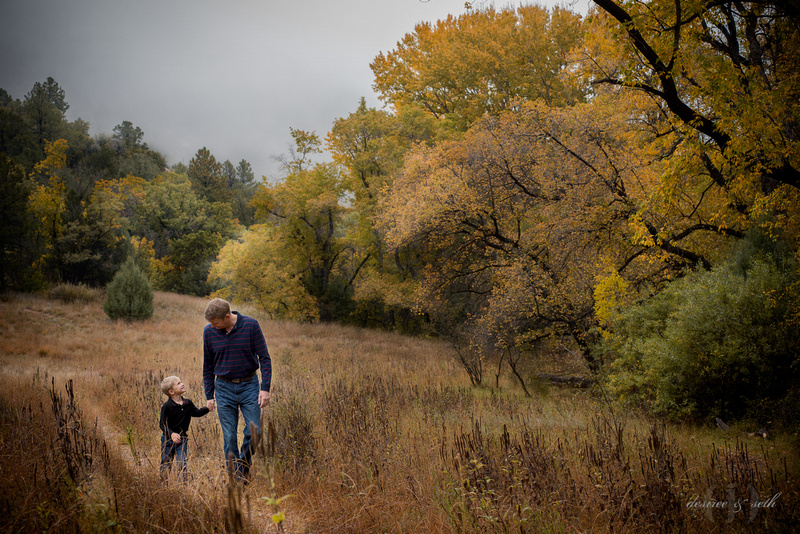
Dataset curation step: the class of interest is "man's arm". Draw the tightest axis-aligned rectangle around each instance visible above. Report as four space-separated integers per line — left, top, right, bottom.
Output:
202 328 216 403
251 321 272 395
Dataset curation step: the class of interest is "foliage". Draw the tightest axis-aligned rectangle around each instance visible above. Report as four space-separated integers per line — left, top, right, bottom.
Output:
587 0 800 196
188 146 231 204
112 120 145 150
103 256 154 320
223 132 362 321
0 153 36 290
601 233 800 423
210 224 320 321
227 158 258 226
593 264 631 339
133 172 234 295
23 77 70 153
371 5 586 130
378 91 729 370
326 98 442 330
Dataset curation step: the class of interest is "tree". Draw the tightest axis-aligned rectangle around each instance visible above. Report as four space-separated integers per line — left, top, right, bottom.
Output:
0 95 35 163
377 88 743 371
103 256 154 321
371 5 586 130
117 148 166 180
274 128 322 175
601 231 800 424
326 98 442 329
231 159 257 226
0 154 36 290
188 147 230 203
212 131 363 320
112 121 145 151
235 159 255 187
221 159 236 189
250 161 356 321
588 0 800 195
27 138 69 281
132 172 234 295
23 77 69 154
26 138 131 286
210 224 321 321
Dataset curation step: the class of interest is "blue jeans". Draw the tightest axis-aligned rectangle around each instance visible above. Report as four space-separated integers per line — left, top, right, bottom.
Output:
160 434 189 480
215 375 261 477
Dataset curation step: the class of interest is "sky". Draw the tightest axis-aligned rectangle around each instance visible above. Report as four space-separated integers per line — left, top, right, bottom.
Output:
0 0 591 180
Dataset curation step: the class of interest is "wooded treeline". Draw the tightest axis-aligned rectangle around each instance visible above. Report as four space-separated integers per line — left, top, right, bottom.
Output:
2 0 799 425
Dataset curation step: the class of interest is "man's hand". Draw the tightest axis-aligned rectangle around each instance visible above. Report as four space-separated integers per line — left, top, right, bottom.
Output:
207 399 216 411
258 390 271 408
171 432 182 444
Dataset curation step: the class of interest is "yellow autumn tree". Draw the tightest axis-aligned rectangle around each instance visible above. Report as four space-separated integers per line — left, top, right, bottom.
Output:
326 98 444 329
209 224 320 322
27 139 68 276
371 5 586 130
585 0 800 233
219 130 360 321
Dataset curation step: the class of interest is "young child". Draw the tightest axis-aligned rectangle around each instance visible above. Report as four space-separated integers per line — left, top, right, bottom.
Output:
159 375 209 480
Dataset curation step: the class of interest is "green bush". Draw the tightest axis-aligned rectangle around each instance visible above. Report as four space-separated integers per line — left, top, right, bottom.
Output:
600 239 799 424
103 257 153 320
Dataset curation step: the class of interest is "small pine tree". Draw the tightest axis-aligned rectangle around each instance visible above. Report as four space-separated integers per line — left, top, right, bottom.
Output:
104 257 154 320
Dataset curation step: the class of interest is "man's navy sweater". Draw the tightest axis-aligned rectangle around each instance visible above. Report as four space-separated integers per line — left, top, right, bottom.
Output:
203 311 271 400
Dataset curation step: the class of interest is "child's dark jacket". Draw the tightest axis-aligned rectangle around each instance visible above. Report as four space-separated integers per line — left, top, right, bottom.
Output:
159 398 209 437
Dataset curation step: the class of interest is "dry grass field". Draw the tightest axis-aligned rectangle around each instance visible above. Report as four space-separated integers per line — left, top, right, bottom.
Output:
1 290 798 533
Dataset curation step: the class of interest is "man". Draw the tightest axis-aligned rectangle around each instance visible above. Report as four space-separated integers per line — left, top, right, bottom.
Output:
202 298 271 479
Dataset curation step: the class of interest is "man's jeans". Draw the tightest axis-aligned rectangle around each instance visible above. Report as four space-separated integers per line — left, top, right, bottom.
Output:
215 375 261 478
160 435 188 480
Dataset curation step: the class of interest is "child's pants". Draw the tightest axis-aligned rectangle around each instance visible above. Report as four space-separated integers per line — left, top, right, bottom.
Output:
160 434 189 480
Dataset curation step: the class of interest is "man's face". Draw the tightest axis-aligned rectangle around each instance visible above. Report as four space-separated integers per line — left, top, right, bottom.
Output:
209 313 233 331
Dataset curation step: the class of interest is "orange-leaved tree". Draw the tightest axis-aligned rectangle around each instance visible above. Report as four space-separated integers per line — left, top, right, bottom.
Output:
378 85 741 375
586 0 800 223
371 5 586 131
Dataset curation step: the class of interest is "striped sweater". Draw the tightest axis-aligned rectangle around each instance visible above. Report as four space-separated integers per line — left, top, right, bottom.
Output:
202 312 271 400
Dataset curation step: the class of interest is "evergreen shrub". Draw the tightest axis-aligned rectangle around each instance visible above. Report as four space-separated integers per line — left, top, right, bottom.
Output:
103 257 153 320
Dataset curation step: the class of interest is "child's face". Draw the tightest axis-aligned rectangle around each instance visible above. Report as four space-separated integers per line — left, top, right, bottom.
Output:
168 379 187 396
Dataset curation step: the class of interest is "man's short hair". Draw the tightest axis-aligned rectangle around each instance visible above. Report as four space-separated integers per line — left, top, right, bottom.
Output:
205 298 231 321
161 376 180 396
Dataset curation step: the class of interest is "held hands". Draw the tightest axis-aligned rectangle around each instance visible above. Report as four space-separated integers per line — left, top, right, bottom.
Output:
207 399 216 411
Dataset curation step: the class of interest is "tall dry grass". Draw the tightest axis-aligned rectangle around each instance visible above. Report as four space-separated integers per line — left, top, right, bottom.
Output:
0 289 797 533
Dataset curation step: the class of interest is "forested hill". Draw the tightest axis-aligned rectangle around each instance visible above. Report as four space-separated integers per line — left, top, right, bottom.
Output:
2 1 799 426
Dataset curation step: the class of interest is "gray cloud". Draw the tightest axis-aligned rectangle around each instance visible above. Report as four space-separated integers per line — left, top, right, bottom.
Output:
0 0 589 180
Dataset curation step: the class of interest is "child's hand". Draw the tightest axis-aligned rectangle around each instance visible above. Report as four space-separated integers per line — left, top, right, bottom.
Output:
171 432 182 443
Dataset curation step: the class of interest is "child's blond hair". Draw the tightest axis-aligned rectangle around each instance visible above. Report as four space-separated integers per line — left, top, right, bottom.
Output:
161 375 180 396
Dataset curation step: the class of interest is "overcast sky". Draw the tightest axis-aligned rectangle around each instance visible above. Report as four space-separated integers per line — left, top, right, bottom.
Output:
0 0 590 180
